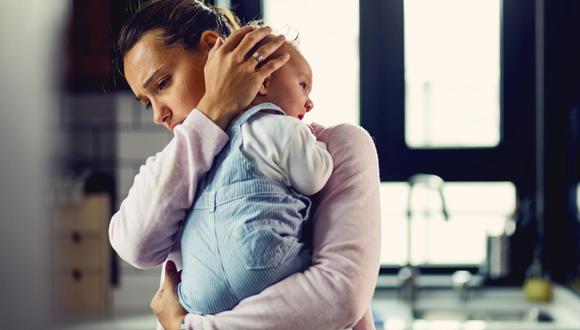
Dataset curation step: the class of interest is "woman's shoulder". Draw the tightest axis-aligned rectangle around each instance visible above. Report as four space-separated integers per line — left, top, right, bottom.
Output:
314 122 376 151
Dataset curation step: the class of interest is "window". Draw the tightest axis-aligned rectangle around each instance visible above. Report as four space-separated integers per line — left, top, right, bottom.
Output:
404 0 501 148
263 0 359 126
380 182 516 266
268 0 539 270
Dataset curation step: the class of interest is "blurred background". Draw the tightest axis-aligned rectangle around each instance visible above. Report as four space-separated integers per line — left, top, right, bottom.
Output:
1 0 579 329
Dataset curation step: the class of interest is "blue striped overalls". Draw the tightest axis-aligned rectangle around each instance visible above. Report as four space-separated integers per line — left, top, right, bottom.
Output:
178 103 312 314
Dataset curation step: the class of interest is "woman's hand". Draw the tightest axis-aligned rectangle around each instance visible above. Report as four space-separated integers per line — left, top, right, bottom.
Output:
150 261 187 330
197 25 290 130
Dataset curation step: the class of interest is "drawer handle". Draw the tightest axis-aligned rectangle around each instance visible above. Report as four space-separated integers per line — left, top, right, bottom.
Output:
71 231 82 243
72 269 83 281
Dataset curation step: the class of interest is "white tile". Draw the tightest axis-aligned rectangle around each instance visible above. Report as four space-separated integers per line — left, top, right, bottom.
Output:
59 94 75 125
114 91 157 128
116 167 137 201
117 130 170 162
69 131 94 159
98 130 116 160
115 92 134 124
115 92 140 126
133 104 153 125
67 93 116 124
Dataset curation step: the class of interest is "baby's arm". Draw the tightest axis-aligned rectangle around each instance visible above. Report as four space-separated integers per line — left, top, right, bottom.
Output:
279 122 333 195
108 110 228 269
242 113 333 196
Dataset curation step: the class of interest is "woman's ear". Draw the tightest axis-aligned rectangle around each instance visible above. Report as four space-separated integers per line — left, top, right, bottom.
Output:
199 30 221 51
258 76 271 96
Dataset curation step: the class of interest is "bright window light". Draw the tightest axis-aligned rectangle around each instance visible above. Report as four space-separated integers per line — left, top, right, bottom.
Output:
263 0 359 126
379 181 516 266
404 0 501 148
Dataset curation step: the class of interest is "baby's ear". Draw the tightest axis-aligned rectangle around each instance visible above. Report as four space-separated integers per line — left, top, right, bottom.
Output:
258 76 271 96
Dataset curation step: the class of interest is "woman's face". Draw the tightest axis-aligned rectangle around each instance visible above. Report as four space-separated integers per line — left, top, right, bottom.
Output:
124 30 207 132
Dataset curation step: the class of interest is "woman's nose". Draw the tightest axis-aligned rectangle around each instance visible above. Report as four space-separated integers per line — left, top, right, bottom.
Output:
305 99 314 112
152 103 171 128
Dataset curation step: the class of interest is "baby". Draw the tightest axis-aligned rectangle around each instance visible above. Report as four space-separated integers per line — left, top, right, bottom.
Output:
177 37 333 314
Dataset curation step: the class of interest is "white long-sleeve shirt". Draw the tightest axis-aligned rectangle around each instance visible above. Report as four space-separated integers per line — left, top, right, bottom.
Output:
241 111 333 196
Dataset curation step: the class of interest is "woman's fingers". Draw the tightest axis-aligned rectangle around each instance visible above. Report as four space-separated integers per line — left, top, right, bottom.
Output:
248 34 286 64
208 37 223 58
219 25 284 67
256 53 291 78
197 25 291 129
235 26 273 60
220 25 257 52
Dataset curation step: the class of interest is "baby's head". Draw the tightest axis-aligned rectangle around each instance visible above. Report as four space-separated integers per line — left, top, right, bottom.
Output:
251 36 314 120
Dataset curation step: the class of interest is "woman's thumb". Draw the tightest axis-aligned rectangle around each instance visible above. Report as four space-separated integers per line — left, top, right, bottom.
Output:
164 261 180 287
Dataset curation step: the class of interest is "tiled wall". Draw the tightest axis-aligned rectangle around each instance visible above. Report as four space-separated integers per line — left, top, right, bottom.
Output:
114 92 172 203
60 92 172 313
114 92 173 313
59 93 117 172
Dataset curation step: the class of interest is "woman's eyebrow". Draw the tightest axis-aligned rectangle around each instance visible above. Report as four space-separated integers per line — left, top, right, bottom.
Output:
142 69 160 89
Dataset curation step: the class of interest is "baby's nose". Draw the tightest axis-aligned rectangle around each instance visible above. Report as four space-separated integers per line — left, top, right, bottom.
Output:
305 99 314 112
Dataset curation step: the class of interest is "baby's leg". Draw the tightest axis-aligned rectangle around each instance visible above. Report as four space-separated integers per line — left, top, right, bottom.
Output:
219 221 311 299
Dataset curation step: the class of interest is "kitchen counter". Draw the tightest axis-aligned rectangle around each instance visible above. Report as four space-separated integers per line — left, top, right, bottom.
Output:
372 276 580 330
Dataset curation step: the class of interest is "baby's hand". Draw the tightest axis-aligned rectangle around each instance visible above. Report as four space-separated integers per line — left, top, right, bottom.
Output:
308 122 326 139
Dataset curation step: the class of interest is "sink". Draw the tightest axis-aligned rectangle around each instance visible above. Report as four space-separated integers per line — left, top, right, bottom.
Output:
413 307 554 323
371 279 580 330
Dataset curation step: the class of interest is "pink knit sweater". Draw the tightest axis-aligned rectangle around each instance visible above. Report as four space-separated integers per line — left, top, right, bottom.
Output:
109 110 381 330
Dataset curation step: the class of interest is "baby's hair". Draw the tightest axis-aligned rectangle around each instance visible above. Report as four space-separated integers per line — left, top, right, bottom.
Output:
244 20 302 67
246 20 301 45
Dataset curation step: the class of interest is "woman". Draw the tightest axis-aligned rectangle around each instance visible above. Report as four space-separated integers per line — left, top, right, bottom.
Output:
108 1 381 329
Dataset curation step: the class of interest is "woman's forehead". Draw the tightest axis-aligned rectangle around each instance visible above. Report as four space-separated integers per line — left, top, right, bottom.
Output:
124 31 177 85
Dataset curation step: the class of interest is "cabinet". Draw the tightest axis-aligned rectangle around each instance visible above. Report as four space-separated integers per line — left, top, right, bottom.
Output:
52 193 111 313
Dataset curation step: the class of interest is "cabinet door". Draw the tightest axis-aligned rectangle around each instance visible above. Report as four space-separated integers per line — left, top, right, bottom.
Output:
54 267 108 312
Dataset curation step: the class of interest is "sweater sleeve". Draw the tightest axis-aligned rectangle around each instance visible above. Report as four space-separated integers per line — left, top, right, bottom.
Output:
108 109 229 269
183 123 382 330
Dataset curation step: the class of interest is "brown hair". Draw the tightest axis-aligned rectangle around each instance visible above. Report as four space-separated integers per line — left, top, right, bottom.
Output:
114 0 240 77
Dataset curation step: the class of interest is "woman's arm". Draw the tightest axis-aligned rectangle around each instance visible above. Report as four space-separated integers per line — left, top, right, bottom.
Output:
109 110 229 269
183 123 381 330
109 26 291 269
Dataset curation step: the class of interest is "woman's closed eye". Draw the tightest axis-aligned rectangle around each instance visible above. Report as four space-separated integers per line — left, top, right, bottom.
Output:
157 76 171 91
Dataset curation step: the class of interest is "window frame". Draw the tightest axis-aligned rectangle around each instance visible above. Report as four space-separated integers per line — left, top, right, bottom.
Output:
360 0 536 186
359 0 538 274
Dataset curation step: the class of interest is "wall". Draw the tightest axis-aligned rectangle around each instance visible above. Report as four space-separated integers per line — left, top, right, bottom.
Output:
0 0 68 328
59 91 172 314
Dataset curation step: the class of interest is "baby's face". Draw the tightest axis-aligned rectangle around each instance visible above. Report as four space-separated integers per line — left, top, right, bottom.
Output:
263 42 314 120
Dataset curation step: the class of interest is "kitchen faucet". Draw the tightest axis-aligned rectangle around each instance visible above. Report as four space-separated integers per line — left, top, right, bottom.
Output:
398 174 450 304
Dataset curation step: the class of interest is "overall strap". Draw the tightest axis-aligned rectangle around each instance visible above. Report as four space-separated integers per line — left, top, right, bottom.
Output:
228 102 286 135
